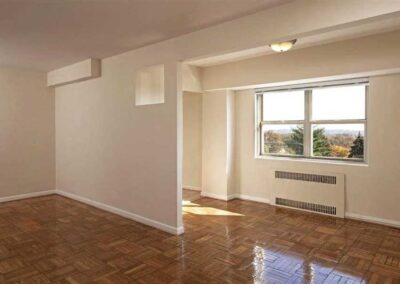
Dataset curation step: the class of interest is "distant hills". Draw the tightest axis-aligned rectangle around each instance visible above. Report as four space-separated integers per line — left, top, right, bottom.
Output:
270 128 364 136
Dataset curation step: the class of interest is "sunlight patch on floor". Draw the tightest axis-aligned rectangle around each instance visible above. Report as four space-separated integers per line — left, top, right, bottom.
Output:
182 200 199 206
182 206 244 216
182 198 244 216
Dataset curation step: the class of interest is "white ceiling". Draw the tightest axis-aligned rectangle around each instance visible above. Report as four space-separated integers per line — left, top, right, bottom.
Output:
0 0 291 71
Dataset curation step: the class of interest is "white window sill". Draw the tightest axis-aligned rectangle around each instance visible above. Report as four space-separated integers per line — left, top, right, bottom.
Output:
255 155 368 167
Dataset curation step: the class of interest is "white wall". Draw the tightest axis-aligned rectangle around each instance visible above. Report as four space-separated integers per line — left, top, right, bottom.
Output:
199 29 400 226
197 28 400 224
234 74 400 225
183 92 202 190
201 90 236 200
135 64 164 106
226 90 236 197
48 58 101 87
52 1 400 233
0 66 55 197
202 91 228 198
182 65 202 93
56 60 183 233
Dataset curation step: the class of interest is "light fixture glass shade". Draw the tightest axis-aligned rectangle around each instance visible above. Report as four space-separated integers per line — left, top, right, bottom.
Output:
269 39 297 52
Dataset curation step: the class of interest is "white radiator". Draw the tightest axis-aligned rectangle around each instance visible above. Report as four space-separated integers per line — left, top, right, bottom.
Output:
271 169 345 218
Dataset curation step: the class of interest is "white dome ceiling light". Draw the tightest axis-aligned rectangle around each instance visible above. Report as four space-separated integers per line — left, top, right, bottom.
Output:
269 39 297 52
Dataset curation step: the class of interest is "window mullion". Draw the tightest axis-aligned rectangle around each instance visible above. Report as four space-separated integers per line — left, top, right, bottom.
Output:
260 120 304 125
304 90 312 157
364 85 369 163
255 94 263 156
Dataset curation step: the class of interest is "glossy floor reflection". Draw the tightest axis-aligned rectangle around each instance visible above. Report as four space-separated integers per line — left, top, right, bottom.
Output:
0 195 399 283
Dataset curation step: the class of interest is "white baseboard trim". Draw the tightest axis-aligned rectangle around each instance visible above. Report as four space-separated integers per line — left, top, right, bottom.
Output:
201 193 400 228
235 194 270 204
55 190 184 235
200 192 270 204
200 191 236 201
182 186 201 192
1 190 398 233
176 226 185 235
345 212 400 229
0 190 56 203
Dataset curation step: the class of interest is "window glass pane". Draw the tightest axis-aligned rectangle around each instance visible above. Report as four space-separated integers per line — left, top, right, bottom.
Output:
262 124 303 155
262 91 304 121
312 85 366 120
312 124 364 159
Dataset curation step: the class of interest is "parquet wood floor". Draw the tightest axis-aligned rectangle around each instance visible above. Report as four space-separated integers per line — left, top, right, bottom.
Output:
0 194 399 283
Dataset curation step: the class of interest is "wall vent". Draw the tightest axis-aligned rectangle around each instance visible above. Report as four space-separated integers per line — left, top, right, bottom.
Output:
276 197 337 216
275 171 336 184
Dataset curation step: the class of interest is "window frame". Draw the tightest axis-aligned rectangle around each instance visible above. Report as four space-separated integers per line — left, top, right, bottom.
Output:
255 79 368 163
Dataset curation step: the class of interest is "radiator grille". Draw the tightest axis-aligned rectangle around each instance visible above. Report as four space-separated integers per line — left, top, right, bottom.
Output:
276 197 337 215
275 171 336 184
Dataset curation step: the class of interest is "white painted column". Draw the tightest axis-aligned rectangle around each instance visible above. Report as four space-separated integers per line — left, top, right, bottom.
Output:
201 90 236 200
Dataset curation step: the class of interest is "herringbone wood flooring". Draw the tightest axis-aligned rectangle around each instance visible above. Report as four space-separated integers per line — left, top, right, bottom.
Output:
0 194 399 283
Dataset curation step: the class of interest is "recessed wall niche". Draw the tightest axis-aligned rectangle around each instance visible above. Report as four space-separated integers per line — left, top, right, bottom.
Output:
135 64 164 106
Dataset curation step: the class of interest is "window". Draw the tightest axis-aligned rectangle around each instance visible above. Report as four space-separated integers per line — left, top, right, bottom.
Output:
256 80 367 162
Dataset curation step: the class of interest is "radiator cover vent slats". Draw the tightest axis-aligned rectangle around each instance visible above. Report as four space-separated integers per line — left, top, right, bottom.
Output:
276 197 337 216
275 171 336 184
272 170 344 217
